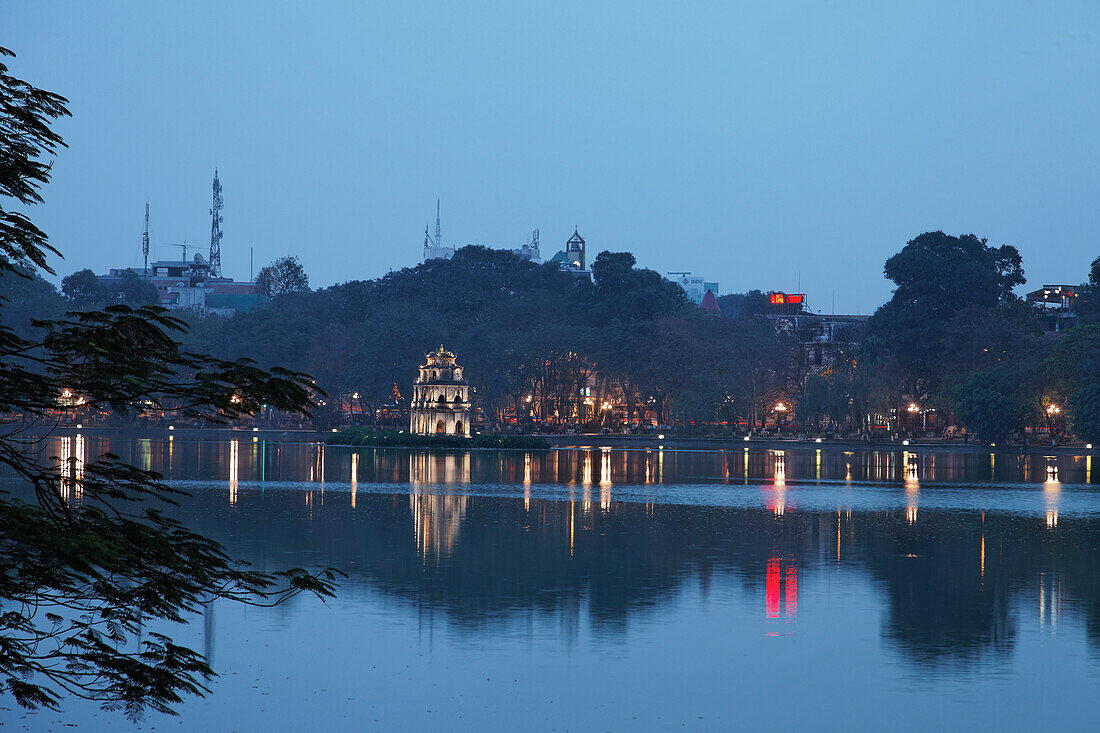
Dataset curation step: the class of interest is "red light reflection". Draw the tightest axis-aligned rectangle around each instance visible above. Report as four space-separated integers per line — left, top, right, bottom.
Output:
765 556 798 625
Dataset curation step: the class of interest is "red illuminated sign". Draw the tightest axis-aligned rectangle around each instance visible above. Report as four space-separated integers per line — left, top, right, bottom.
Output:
770 292 804 305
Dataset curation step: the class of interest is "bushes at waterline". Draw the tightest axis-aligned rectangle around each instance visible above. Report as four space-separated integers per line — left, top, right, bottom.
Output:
327 428 550 450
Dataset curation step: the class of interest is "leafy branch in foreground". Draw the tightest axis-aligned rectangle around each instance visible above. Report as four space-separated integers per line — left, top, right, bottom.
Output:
0 45 339 717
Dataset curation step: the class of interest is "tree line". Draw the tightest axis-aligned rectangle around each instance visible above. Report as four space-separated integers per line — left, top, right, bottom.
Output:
167 234 1097 444
15 231 1099 444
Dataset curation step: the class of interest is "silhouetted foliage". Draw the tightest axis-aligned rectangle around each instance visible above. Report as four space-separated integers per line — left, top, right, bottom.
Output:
110 268 159 306
255 255 309 297
0 47 338 717
60 268 108 306
952 369 1029 443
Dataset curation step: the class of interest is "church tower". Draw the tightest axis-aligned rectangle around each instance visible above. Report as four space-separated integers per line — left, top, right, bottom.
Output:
565 228 586 270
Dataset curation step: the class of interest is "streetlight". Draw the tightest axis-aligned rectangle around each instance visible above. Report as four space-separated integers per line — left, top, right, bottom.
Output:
774 402 787 435
1046 404 1063 445
907 402 928 431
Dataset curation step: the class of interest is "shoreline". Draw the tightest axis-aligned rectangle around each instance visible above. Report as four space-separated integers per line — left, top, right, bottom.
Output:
35 425 1096 456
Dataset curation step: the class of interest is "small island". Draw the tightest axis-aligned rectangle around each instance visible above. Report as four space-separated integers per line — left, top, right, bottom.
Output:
328 345 549 448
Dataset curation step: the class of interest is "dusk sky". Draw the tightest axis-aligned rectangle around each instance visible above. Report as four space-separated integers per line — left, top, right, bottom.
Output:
7 1 1099 314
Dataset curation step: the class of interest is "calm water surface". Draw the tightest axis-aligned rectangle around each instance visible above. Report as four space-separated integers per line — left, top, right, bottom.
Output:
9 437 1100 731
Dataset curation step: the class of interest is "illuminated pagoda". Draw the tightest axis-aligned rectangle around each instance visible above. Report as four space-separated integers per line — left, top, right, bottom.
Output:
410 346 471 436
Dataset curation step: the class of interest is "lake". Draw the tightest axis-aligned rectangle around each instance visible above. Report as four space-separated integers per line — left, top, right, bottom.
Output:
9 436 1100 731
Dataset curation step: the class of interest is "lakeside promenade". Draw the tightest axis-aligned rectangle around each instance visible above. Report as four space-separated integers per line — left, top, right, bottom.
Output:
41 424 1095 456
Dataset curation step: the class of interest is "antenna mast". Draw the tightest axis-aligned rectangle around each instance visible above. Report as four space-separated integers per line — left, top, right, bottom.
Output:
142 202 150 279
435 199 441 251
208 170 223 278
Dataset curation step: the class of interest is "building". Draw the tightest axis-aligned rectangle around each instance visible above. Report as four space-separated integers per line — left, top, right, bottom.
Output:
700 289 721 314
98 253 261 316
423 200 455 261
771 310 869 370
512 229 541 262
547 228 593 278
410 346 472 436
96 176 261 316
1027 284 1079 332
422 202 543 264
671 274 720 305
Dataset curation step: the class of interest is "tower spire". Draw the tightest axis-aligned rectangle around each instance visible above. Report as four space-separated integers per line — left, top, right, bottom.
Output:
435 198 441 252
142 202 150 280
208 169 223 278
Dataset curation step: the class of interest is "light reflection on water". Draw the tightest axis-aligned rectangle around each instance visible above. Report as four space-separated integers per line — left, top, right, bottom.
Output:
9 436 1100 731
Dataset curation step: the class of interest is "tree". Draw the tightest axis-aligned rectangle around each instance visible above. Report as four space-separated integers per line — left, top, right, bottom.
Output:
60 268 108 306
0 47 337 716
1070 383 1100 444
1075 255 1100 324
1 267 66 337
867 232 1029 417
255 255 309 297
952 369 1029 444
881 231 1024 317
716 290 772 320
797 374 831 432
589 250 688 322
717 289 804 319
108 267 159 306
1046 324 1100 441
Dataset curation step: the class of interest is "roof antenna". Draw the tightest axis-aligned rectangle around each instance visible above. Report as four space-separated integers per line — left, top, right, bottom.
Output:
142 202 150 280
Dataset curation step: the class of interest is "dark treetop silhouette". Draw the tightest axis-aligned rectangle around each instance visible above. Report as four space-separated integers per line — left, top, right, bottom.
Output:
0 47 338 716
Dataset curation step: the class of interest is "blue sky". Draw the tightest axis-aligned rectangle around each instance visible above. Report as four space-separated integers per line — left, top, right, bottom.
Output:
6 1 1099 313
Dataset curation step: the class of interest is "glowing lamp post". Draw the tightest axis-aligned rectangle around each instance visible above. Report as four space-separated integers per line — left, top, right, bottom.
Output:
774 402 788 434
907 402 927 431
1046 404 1062 444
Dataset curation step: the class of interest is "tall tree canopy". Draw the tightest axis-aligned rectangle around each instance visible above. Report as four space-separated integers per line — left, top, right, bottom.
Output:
0 47 337 716
60 268 108 305
866 231 1028 405
881 231 1024 316
255 255 309 297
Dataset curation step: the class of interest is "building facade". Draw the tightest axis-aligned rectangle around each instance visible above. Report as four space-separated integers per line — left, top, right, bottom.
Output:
548 228 592 278
98 254 261 316
410 346 472 436
673 275 720 305
1026 284 1079 332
